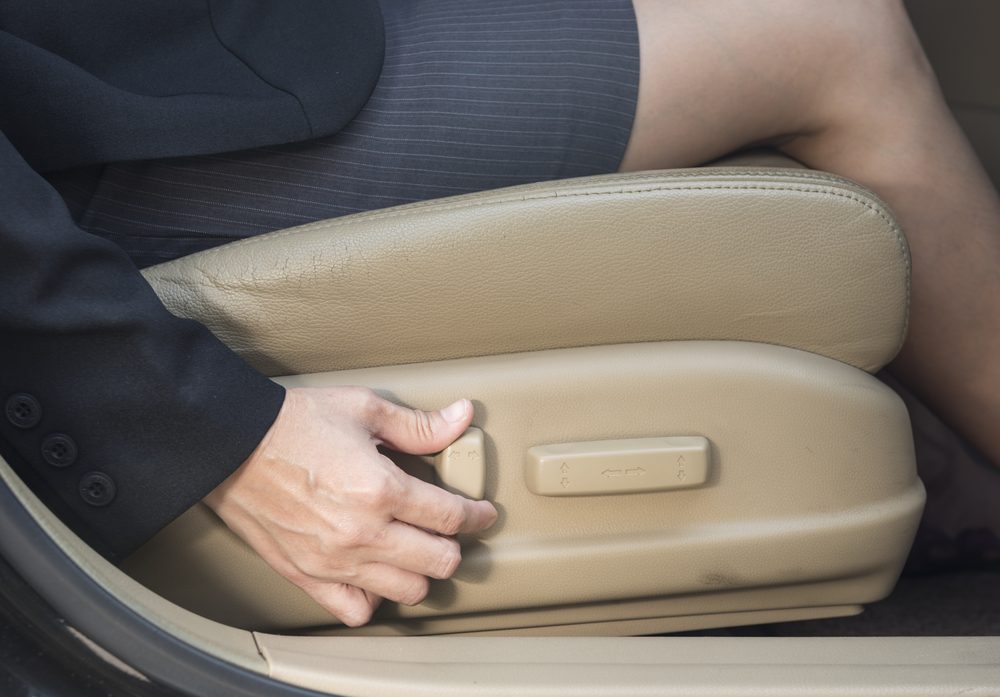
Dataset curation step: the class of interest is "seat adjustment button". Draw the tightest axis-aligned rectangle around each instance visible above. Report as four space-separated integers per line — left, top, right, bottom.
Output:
5 393 42 429
526 436 712 496
432 427 486 499
79 472 116 507
41 434 78 468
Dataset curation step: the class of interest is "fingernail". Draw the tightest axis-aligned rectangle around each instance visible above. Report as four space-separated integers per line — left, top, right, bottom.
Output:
441 399 469 424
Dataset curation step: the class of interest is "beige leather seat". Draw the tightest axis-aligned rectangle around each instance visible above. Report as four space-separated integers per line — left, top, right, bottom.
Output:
123 160 923 636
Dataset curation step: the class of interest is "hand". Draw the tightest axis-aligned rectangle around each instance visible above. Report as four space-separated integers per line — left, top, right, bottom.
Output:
203 386 498 627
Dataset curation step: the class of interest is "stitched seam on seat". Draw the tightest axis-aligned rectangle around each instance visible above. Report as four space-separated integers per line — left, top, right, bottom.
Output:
154 181 910 367
153 171 865 251
169 180 892 253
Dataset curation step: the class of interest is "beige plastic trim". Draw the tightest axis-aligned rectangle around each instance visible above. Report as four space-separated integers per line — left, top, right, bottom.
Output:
0 454 994 697
143 169 909 377
0 455 266 673
255 636 1000 697
310 583 870 637
125 341 923 634
408 605 862 637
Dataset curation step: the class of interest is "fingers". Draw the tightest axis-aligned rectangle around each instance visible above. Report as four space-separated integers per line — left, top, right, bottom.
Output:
302 583 382 628
370 521 463 579
392 475 498 536
303 562 430 626
364 392 473 455
291 523 460 623
353 563 431 606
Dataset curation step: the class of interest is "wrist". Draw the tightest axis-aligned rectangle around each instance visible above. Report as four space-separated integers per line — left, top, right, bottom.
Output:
204 387 298 510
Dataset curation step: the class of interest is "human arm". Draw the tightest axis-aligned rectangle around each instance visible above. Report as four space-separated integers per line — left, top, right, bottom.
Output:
0 131 497 623
0 129 286 555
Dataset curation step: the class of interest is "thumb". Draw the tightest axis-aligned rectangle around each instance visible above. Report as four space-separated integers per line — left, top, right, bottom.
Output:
368 396 473 455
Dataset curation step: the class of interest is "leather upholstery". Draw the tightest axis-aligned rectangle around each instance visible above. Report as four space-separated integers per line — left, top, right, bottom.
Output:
144 168 909 376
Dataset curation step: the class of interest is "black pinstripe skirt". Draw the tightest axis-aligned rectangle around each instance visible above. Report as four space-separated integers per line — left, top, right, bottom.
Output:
56 0 640 267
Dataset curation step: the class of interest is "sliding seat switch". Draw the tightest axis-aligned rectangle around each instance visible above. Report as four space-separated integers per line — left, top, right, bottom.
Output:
526 436 711 496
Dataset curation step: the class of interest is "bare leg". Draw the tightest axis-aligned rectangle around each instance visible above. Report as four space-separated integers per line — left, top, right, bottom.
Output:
621 0 1000 466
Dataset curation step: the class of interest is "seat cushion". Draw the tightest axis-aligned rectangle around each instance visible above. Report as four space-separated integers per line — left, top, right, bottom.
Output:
143 168 909 375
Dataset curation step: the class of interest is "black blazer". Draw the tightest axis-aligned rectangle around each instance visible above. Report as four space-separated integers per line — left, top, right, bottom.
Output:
0 0 384 558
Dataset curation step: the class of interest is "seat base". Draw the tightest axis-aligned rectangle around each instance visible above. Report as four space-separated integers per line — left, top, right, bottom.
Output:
124 341 923 635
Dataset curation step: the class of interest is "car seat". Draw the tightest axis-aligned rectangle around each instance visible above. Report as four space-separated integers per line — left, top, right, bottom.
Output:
119 154 923 636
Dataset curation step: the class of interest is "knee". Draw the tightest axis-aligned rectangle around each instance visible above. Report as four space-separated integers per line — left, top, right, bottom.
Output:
855 1 934 81
798 1 939 125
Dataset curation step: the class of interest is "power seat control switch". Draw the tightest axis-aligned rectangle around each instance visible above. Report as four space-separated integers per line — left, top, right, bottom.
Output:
433 427 486 500
525 436 710 496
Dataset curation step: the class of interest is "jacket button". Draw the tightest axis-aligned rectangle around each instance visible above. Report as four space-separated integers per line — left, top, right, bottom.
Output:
41 434 78 468
5 393 42 429
79 472 116 507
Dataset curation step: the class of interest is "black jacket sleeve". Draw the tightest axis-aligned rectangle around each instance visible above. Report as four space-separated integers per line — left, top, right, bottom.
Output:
0 131 285 559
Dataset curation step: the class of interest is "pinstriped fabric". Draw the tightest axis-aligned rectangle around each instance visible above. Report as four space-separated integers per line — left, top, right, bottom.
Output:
58 0 639 267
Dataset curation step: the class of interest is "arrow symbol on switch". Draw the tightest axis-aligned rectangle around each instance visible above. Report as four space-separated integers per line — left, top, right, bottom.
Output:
602 469 624 477
625 467 646 477
560 463 570 473
560 478 570 488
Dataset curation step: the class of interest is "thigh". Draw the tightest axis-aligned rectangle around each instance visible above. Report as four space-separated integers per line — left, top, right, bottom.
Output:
619 0 874 171
61 0 641 267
